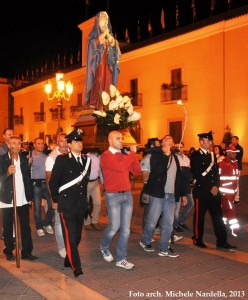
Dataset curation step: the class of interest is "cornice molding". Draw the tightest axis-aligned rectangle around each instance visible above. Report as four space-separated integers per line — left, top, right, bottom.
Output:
11 68 84 96
121 14 248 62
11 14 248 96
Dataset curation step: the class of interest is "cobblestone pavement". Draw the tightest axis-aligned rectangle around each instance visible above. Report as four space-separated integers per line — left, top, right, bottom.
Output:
0 174 248 300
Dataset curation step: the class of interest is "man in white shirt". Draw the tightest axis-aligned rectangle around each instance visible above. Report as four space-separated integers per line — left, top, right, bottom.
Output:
174 143 193 232
0 135 38 261
46 132 68 258
84 152 102 230
0 128 14 240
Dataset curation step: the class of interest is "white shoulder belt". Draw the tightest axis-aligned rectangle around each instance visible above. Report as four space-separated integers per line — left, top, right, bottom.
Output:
58 157 90 193
202 152 214 177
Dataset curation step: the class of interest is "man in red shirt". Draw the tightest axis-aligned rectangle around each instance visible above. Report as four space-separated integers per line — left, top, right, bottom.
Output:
100 131 140 270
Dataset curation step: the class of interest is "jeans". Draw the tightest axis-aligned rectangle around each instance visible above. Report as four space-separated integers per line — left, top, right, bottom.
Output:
142 193 175 252
174 193 194 227
100 191 133 262
142 204 150 229
142 204 161 232
178 193 194 224
33 181 54 230
55 209 65 252
174 198 182 228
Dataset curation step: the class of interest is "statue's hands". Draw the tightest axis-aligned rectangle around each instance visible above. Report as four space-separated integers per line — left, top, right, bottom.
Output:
99 27 114 46
104 28 115 45
102 27 109 39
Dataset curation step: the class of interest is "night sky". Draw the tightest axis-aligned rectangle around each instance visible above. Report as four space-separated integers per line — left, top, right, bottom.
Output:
0 0 87 78
0 0 246 79
0 0 124 79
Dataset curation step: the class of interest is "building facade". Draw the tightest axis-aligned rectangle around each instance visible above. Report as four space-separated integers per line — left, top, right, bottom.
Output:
12 12 248 160
0 78 12 135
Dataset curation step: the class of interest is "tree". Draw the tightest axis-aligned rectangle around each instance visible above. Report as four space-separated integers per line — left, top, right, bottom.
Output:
222 125 232 147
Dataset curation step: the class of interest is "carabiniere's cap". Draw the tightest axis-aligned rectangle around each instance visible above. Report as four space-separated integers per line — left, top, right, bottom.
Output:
197 130 213 141
66 129 84 143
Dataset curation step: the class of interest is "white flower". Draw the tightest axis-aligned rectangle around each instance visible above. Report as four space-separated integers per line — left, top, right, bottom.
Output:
114 113 121 124
115 90 120 97
124 101 131 108
123 95 132 108
109 100 118 110
94 85 141 129
118 101 125 108
127 104 134 115
110 84 117 97
128 111 141 122
93 110 107 117
116 95 123 104
122 95 131 104
102 91 110 105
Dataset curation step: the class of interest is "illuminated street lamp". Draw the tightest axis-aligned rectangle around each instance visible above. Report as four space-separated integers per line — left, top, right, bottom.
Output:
45 73 73 135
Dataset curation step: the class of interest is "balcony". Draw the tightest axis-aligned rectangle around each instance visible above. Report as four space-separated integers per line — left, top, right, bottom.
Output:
70 105 85 116
160 83 188 102
34 112 46 122
49 108 65 120
14 115 24 125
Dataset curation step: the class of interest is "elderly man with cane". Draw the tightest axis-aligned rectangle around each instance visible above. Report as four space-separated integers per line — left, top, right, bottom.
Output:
0 135 38 264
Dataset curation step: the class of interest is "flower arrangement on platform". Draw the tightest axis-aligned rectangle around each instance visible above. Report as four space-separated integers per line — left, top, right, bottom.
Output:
93 85 141 130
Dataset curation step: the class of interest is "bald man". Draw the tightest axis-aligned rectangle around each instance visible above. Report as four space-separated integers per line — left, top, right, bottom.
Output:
100 131 140 270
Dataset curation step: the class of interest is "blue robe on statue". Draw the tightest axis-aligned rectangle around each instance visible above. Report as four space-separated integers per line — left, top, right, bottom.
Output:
85 11 121 109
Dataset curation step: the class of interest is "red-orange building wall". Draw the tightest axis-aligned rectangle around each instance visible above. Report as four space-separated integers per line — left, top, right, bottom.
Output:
12 14 248 161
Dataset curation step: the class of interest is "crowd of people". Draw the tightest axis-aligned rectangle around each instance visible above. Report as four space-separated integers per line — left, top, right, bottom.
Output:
0 127 244 277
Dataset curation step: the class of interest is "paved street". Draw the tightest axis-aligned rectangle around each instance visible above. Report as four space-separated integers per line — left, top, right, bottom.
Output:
0 173 248 300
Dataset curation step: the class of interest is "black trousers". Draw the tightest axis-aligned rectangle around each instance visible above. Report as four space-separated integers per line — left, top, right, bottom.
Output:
2 204 33 255
60 211 84 271
193 195 227 244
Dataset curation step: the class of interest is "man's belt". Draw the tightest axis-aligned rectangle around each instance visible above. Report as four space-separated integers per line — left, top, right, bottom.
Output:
32 179 46 186
32 179 46 182
58 157 90 193
107 190 129 193
88 177 99 182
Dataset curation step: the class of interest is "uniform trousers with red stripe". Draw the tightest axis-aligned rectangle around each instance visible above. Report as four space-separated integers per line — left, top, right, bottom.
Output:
193 194 227 244
60 211 84 271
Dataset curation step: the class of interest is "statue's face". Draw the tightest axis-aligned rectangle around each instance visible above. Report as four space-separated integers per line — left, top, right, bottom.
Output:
99 13 108 30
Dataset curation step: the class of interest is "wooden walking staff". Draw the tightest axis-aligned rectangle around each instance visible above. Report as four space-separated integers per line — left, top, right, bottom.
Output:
10 150 21 268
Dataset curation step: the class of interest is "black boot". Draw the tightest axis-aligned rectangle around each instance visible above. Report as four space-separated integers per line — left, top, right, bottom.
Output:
64 256 71 268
